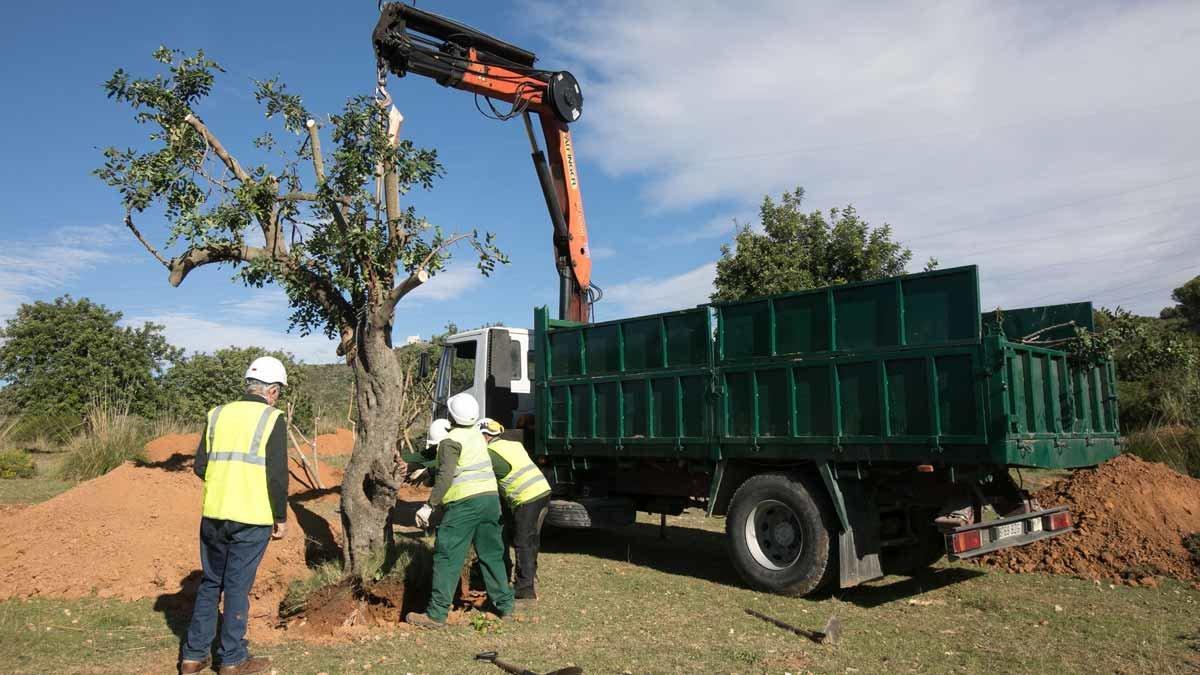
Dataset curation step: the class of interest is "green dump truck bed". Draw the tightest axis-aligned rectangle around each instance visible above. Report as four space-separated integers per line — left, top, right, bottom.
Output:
534 265 1120 469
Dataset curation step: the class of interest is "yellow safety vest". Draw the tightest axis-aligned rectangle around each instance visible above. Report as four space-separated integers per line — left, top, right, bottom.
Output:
200 400 281 526
488 438 551 506
441 426 497 504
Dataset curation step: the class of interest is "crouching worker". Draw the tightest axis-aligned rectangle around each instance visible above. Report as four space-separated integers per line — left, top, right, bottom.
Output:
405 393 514 628
179 357 290 675
478 418 552 603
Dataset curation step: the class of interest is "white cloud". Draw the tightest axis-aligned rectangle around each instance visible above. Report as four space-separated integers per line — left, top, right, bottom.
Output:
124 311 340 364
649 212 751 246
220 287 291 318
0 224 124 320
537 1 1200 314
405 265 485 302
590 245 617 259
602 261 717 317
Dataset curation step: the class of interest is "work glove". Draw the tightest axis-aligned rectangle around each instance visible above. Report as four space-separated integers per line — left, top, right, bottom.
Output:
415 503 434 529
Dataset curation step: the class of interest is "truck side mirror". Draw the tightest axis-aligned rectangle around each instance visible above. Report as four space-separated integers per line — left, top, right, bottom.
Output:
488 329 514 388
417 351 430 380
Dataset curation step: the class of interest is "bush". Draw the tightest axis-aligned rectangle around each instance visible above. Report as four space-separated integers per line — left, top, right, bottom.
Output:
1124 425 1200 478
4 411 83 446
0 449 36 479
57 399 151 481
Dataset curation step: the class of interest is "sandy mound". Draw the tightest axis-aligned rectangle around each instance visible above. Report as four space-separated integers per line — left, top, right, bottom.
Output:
141 432 345 494
981 454 1200 584
0 457 343 639
144 433 202 463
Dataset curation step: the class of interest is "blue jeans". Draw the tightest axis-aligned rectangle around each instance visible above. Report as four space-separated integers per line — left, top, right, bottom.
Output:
181 518 272 666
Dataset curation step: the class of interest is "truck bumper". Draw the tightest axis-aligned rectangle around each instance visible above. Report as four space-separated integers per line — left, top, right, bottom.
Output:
945 506 1074 560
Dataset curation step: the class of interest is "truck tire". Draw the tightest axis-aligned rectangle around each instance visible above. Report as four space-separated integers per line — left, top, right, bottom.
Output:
725 473 837 596
545 497 636 530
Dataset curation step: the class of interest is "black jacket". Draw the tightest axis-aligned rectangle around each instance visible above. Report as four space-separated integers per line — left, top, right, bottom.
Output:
193 394 289 523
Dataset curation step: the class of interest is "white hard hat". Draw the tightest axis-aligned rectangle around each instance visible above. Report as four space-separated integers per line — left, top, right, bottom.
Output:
245 356 288 386
447 392 480 426
426 418 451 447
477 418 504 436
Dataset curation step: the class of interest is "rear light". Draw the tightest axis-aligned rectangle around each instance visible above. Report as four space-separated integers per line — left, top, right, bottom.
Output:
916 464 934 473
950 529 983 554
1044 511 1071 531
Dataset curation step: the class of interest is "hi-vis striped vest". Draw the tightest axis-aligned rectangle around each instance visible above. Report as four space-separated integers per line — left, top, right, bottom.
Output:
201 400 282 525
441 426 498 504
488 438 551 506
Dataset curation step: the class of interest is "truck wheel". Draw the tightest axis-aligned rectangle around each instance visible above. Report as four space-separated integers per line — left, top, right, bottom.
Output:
725 473 837 596
545 498 636 530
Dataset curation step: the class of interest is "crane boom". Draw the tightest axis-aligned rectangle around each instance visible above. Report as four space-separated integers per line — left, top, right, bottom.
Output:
372 3 593 323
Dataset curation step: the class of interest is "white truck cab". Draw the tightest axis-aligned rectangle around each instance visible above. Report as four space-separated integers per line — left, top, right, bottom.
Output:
432 327 535 430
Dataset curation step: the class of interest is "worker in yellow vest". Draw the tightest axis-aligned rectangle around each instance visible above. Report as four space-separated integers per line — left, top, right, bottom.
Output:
179 357 289 675
478 418 552 603
405 393 514 628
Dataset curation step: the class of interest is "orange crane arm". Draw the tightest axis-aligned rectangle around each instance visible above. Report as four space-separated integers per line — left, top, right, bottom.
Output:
372 4 593 323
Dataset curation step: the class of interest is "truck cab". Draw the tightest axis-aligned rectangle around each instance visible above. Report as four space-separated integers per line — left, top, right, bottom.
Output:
432 327 535 430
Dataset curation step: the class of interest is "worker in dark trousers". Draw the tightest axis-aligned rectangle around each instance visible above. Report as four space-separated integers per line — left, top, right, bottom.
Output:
405 393 514 628
478 418 552 603
179 357 289 675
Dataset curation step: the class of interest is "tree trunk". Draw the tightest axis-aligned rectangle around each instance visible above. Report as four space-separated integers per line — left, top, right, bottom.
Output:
340 321 404 575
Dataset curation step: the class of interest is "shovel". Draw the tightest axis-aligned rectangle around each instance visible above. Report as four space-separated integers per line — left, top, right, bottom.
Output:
744 608 841 645
474 651 583 675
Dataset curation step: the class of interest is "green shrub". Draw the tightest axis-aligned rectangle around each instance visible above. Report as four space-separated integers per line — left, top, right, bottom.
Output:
1124 424 1200 478
4 411 82 446
57 400 151 481
0 449 36 479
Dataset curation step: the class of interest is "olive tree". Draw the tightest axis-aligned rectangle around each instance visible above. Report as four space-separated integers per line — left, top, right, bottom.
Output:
96 48 505 572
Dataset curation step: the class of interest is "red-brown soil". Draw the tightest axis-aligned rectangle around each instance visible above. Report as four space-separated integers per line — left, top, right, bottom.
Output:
981 454 1200 585
0 432 357 640
141 431 345 494
144 432 202 463
314 428 355 456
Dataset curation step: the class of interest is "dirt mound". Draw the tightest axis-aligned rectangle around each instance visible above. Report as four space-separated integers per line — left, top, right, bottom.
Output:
141 432 345 495
0 461 341 640
982 454 1200 584
144 432 201 463
314 428 355 456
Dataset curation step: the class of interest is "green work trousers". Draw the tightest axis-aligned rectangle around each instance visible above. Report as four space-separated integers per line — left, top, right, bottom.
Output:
427 493 514 622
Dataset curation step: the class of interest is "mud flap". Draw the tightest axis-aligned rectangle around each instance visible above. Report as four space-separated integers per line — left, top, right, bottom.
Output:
818 464 883 588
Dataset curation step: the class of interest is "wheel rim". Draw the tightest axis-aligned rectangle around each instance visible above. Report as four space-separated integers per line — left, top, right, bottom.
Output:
744 499 804 571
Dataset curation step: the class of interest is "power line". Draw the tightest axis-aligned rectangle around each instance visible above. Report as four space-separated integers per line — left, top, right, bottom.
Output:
1076 263 1199 306
661 97 1200 169
904 171 1200 243
981 236 1198 285
951 202 1196 258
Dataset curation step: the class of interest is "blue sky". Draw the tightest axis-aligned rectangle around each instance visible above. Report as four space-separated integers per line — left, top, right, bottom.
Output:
2 1 1197 363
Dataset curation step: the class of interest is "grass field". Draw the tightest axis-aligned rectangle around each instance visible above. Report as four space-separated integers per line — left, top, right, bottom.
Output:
0 450 73 505
1 506 1197 674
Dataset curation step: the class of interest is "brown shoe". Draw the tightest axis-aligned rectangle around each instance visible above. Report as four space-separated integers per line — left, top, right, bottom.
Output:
404 612 446 629
218 655 271 675
179 657 211 674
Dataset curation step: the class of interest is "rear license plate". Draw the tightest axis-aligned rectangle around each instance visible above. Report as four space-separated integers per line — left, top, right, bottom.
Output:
994 521 1025 540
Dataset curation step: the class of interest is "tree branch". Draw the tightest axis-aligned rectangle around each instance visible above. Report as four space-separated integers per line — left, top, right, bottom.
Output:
123 210 169 268
380 105 404 247
305 119 325 180
184 113 250 182
167 244 265 287
303 118 352 235
386 233 471 309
